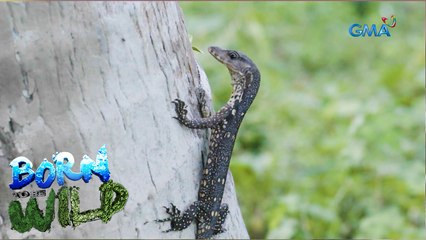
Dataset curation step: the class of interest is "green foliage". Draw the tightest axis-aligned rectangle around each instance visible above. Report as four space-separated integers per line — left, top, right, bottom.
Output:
181 2 425 239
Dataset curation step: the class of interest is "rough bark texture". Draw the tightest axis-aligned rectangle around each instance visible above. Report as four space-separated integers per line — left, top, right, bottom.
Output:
0 2 248 239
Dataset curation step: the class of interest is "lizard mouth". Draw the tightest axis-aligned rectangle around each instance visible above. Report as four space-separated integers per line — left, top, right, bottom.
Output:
208 46 227 64
208 46 239 72
209 47 224 63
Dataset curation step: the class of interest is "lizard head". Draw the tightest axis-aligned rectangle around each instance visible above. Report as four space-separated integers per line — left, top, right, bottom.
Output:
208 46 258 86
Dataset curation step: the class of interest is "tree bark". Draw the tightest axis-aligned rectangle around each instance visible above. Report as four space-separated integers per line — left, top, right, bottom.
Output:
0 2 248 239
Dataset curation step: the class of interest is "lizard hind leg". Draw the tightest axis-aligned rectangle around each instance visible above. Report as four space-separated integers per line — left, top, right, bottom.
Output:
196 204 230 238
155 202 200 233
213 204 230 235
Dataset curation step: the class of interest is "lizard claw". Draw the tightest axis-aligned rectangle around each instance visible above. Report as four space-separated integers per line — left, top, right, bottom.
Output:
155 203 182 223
166 203 181 216
160 203 182 218
155 217 172 223
172 98 188 122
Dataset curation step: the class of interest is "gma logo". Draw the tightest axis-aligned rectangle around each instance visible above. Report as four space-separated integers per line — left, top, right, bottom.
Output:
349 24 391 37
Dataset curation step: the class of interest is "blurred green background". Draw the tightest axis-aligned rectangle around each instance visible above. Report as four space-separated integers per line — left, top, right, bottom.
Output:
181 2 424 239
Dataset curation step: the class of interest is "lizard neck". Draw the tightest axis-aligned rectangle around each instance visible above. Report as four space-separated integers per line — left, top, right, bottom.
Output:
227 81 245 108
235 68 261 115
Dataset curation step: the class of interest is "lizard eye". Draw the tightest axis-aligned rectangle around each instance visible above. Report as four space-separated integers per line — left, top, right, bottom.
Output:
228 51 239 59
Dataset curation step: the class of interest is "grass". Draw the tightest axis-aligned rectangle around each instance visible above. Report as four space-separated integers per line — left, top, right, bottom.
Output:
181 2 425 239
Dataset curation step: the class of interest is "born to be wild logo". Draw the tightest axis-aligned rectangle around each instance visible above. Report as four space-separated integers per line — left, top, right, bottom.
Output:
7 145 129 233
349 15 397 37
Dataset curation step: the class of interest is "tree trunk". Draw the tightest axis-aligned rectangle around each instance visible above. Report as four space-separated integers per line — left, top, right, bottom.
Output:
0 2 248 239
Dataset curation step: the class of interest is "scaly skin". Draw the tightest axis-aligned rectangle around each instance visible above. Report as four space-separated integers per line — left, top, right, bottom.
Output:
156 46 261 239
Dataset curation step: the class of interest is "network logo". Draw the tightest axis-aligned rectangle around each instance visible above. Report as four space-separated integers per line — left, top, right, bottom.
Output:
381 15 397 28
349 15 396 37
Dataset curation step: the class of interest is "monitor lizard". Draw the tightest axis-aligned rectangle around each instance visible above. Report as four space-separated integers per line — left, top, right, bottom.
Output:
156 46 261 239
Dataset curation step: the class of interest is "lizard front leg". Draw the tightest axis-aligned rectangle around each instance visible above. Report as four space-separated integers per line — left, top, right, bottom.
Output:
172 98 232 129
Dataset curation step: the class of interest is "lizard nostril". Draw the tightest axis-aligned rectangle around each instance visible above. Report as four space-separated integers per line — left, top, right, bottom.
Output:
208 46 221 54
208 47 217 54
